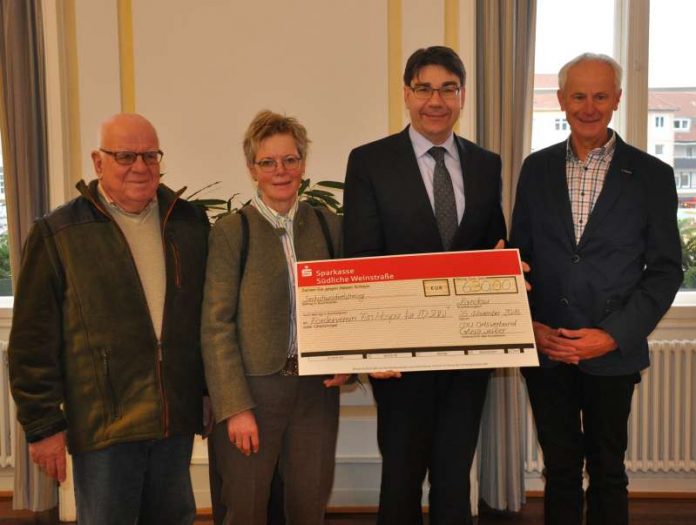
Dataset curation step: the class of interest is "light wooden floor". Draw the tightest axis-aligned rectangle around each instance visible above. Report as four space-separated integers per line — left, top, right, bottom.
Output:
2 496 696 524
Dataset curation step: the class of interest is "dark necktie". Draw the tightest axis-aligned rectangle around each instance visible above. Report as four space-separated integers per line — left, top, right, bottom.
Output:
428 146 458 250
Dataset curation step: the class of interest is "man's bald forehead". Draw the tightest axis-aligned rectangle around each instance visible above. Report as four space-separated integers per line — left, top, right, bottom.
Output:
99 113 159 147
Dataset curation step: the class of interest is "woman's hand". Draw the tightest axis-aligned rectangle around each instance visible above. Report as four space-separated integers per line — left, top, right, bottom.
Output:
226 410 259 456
324 374 350 387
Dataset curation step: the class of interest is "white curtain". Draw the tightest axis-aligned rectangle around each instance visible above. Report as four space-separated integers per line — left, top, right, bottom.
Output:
475 0 537 512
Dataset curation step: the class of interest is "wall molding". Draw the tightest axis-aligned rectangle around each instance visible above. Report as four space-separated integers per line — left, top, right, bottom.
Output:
387 0 402 133
117 0 136 112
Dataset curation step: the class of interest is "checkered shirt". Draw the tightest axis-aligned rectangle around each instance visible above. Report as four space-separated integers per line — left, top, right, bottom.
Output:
566 132 617 242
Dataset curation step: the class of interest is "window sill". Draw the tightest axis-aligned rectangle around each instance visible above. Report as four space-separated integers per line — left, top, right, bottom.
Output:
651 295 696 339
0 298 12 334
0 296 13 319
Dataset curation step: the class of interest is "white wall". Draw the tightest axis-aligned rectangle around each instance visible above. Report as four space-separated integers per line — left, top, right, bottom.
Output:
68 0 393 204
131 0 389 203
61 0 479 202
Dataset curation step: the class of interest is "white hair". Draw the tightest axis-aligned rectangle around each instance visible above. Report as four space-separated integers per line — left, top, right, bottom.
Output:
558 53 623 92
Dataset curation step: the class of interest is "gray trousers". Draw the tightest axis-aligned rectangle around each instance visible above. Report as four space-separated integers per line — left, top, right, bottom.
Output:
211 374 339 525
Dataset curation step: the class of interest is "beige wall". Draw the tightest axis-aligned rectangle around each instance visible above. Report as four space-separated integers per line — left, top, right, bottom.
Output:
53 0 476 207
131 0 389 202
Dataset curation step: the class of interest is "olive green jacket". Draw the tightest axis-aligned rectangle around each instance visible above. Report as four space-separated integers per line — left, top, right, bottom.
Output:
8 180 209 453
201 203 341 421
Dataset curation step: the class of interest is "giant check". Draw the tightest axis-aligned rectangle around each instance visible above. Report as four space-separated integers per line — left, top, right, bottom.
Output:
296 249 538 374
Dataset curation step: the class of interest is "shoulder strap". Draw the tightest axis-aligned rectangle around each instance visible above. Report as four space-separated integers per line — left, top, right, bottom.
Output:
238 206 333 274
312 207 335 259
237 207 250 276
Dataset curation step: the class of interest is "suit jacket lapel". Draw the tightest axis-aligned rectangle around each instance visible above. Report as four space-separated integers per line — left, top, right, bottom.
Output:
578 136 630 247
395 127 442 245
546 141 577 247
451 135 476 248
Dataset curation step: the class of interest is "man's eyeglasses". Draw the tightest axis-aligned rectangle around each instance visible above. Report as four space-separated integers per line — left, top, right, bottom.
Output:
100 149 164 166
254 156 303 173
409 85 461 101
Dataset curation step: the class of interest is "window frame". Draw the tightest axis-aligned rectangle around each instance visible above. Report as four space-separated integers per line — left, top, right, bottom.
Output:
613 0 696 316
674 118 691 131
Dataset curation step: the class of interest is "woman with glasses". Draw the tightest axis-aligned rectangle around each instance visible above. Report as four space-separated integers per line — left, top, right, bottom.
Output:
201 110 347 525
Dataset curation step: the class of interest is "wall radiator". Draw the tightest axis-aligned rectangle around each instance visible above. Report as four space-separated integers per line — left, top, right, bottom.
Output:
0 341 15 468
525 339 696 474
0 340 692 474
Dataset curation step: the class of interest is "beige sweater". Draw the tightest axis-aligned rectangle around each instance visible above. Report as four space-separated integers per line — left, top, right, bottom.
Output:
98 188 166 339
201 203 341 422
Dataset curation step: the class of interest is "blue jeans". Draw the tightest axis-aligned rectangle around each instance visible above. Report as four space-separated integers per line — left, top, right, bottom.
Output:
72 434 196 525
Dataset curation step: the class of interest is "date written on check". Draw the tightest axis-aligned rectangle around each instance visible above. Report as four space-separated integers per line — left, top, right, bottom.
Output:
295 249 538 375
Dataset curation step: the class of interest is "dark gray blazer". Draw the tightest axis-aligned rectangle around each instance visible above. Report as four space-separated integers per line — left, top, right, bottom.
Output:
510 132 683 375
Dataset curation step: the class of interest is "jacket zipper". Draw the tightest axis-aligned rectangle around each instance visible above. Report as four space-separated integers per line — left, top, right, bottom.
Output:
168 240 182 289
155 191 182 437
155 340 170 434
81 183 183 438
101 348 120 419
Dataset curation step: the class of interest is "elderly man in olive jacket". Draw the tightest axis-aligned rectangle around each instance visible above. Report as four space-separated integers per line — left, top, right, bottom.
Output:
9 113 209 524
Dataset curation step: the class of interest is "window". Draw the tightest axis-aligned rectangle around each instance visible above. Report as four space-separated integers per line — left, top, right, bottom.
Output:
675 118 691 131
532 0 615 152
655 144 664 155
0 138 10 296
655 116 665 128
650 0 696 290
648 0 696 291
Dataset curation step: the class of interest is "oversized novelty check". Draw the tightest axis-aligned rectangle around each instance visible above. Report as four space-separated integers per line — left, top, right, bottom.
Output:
296 249 538 375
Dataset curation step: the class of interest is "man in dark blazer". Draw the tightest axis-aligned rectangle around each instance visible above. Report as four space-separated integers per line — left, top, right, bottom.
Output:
510 53 682 525
343 46 506 525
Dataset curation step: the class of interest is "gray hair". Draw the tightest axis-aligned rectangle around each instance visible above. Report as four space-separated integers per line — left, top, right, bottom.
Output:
558 53 623 92
243 110 310 166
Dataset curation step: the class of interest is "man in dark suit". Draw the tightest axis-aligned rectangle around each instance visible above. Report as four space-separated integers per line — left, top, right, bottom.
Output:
510 53 682 525
343 46 506 525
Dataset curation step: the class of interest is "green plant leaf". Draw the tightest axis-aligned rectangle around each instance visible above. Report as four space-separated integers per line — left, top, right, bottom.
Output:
314 180 345 190
189 198 230 207
304 189 336 198
185 177 343 221
298 179 311 194
186 181 224 200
